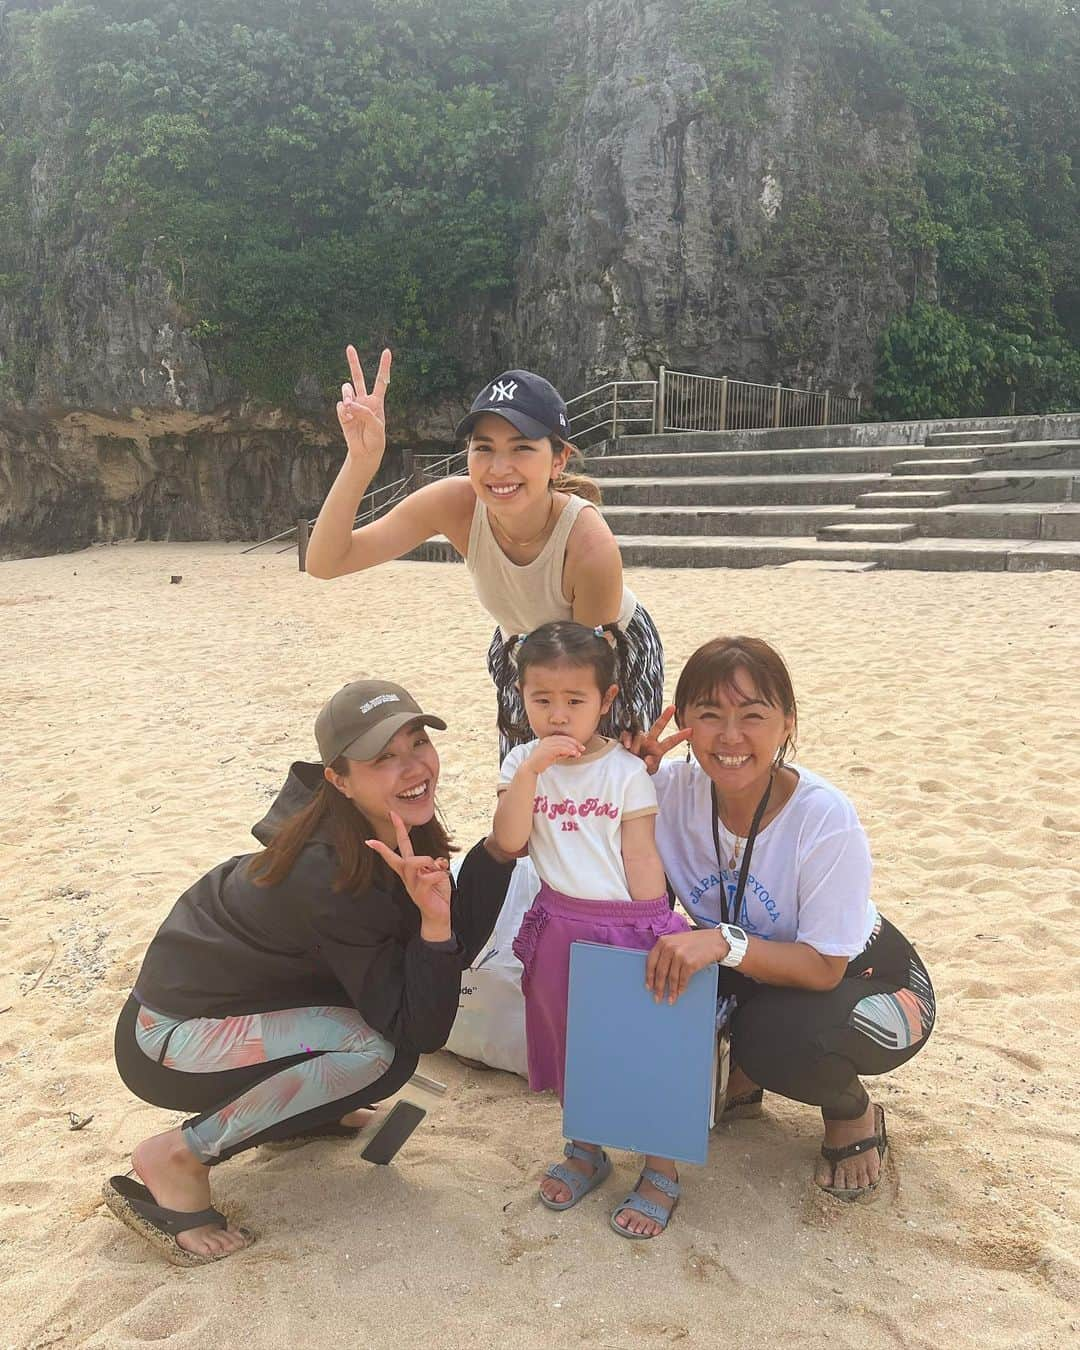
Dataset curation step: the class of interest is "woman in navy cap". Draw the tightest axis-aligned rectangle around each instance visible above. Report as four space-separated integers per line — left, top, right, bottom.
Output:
306 348 664 756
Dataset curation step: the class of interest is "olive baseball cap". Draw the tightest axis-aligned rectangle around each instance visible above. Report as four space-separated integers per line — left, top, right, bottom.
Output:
315 680 447 765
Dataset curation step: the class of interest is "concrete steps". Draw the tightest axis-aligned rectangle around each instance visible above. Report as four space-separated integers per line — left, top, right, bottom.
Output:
612 533 1080 572
817 522 918 542
601 502 1080 540
842 504 1080 540
598 473 887 507
927 428 1016 446
601 504 862 537
870 470 1078 503
591 446 933 477
977 439 1080 468
403 415 1080 572
856 490 957 508
891 456 989 475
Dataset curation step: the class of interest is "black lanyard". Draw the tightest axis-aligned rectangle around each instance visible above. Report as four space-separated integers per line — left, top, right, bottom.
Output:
710 775 774 926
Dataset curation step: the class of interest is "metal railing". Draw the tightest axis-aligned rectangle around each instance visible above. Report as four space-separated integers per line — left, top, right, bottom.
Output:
240 446 469 565
244 367 862 564
565 380 658 450
658 369 860 434
562 369 861 446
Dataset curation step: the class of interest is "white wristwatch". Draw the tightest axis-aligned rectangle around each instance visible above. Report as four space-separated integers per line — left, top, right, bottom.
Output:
718 923 750 968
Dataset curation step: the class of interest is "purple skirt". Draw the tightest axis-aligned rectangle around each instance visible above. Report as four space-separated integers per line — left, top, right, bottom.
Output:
511 884 690 1102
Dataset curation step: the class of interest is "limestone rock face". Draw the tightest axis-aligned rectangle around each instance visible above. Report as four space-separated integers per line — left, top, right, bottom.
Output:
498 0 933 396
0 0 934 556
0 407 344 560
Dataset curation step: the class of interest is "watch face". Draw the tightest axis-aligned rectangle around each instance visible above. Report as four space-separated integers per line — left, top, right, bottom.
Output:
727 926 748 943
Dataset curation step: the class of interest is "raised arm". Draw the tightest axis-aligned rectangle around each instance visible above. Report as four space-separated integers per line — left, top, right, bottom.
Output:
305 345 469 578
493 736 585 854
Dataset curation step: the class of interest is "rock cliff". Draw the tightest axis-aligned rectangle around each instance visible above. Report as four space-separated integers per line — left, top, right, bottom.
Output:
0 0 933 557
499 0 933 394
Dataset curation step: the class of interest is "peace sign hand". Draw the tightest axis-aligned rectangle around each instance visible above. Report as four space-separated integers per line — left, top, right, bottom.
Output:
366 811 453 942
337 345 392 465
620 705 692 775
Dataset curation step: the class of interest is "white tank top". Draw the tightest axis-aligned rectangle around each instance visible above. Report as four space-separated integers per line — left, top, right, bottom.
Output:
465 494 638 640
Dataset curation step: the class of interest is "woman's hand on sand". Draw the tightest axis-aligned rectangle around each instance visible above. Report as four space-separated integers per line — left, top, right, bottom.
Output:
621 706 692 775
337 345 392 463
646 929 727 1004
526 735 586 775
367 811 453 940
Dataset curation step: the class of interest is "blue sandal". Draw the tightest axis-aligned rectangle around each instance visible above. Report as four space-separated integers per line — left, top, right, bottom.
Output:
610 1167 680 1239
539 1142 612 1211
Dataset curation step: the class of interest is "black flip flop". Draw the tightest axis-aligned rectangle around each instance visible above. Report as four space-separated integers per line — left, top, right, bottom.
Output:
102 1175 254 1267
818 1104 888 1201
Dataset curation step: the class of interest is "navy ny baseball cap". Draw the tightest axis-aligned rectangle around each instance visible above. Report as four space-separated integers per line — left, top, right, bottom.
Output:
455 370 571 442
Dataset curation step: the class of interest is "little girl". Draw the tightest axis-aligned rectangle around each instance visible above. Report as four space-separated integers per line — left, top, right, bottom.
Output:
493 621 690 1240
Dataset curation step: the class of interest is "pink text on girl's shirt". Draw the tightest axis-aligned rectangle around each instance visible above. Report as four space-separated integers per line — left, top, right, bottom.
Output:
533 794 620 822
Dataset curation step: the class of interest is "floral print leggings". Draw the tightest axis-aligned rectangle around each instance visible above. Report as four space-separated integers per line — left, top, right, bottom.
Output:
115 997 399 1165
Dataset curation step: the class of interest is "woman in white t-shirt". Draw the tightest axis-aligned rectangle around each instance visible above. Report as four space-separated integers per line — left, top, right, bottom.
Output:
629 636 935 1201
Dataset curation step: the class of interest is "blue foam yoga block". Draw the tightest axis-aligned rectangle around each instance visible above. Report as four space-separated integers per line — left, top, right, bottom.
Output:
563 941 718 1165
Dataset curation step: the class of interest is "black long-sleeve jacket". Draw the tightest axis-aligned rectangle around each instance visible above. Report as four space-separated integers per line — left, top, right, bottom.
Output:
132 762 513 1056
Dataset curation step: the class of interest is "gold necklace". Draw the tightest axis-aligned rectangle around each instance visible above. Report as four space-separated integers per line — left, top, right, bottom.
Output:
490 493 555 548
728 831 744 870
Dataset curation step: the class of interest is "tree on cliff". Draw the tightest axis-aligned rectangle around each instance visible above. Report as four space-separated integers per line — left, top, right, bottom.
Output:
0 0 1077 416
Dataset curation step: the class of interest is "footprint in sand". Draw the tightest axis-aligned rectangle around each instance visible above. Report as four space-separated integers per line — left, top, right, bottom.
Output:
625 1321 690 1342
500 1227 557 1265
684 1245 738 1286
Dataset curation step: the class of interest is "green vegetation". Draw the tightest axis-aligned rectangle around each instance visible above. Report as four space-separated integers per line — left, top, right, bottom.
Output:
1 0 1077 416
678 0 1080 416
0 0 560 404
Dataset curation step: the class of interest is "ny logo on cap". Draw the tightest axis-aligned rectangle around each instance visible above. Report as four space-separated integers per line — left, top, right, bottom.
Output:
488 379 518 403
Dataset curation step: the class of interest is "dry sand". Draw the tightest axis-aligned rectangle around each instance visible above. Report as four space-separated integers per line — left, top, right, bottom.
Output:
0 542 1077 1350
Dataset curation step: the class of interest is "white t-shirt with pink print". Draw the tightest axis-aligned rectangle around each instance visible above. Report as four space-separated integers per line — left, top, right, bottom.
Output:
498 738 659 901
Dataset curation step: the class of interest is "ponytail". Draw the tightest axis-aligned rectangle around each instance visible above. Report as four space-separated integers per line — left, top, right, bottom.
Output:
603 621 641 738
550 437 602 505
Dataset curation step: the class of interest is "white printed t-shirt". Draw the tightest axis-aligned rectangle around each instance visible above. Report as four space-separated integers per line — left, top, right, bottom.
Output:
654 760 877 958
498 739 659 901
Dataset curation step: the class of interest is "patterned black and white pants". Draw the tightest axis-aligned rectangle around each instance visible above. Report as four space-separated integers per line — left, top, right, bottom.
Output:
486 602 666 760
721 915 936 1120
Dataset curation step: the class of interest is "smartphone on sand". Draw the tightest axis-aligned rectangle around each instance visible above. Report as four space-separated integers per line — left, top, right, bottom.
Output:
360 1100 427 1165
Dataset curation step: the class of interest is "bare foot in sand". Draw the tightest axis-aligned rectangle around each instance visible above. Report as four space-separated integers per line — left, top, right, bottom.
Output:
724 1063 760 1104
339 1107 377 1129
132 1130 251 1259
814 1100 884 1194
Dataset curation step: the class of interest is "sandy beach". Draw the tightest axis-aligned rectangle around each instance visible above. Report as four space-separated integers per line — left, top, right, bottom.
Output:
1 542 1077 1350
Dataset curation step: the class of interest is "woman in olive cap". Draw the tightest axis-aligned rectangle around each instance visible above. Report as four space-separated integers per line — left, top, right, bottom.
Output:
104 679 515 1266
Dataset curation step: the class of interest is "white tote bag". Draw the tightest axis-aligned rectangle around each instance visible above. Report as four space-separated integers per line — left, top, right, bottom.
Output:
445 857 540 1077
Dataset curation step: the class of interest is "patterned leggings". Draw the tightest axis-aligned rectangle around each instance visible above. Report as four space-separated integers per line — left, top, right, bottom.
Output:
114 996 414 1165
488 602 666 760
723 915 936 1120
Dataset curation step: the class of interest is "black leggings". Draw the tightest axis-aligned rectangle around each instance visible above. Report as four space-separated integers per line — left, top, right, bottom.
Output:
114 996 419 1165
722 916 935 1120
